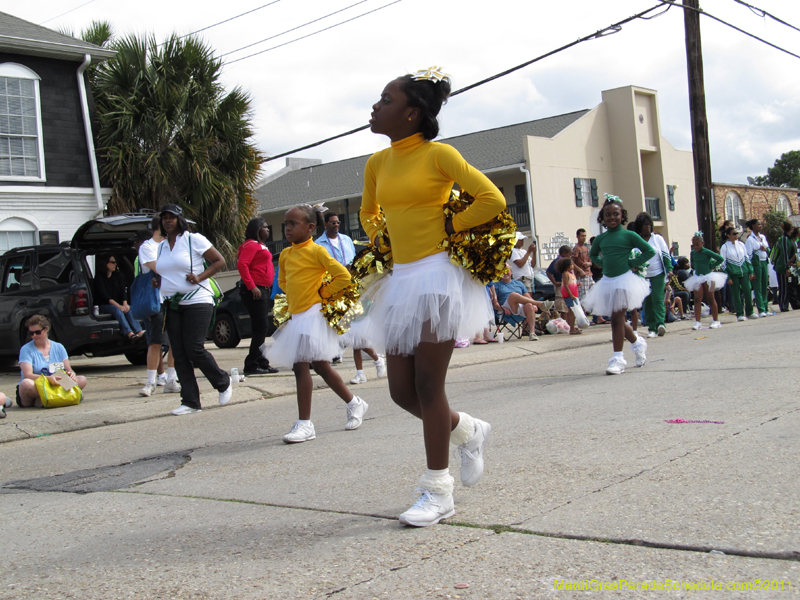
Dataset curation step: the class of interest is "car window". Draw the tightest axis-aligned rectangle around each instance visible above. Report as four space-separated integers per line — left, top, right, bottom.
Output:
37 250 76 288
2 255 32 293
534 271 550 286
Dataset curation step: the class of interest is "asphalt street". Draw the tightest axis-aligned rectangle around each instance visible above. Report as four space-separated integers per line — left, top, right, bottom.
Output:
1 312 798 599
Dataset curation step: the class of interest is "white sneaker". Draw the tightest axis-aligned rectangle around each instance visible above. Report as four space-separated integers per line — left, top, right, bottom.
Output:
737 316 747 322
457 418 491 487
646 331 657 338
374 356 387 378
4 396 11 409
543 300 555 312
631 336 647 367
606 356 627 375
156 373 167 386
692 321 702 330
164 379 181 393
138 383 157 397
529 331 539 341
710 320 721 329
399 488 455 527
283 420 316 443
219 376 232 405
349 372 367 385
759 312 769 318
749 313 759 319
657 325 666 337
171 405 201 416
345 397 368 430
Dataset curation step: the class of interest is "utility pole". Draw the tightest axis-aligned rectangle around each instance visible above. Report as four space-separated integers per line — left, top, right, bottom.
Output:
683 0 717 250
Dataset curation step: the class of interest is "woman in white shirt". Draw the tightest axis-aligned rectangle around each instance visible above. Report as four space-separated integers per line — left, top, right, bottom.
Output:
745 219 771 318
633 212 673 338
155 204 231 416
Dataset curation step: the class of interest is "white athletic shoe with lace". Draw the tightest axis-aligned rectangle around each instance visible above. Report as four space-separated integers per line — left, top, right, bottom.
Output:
710 320 721 329
374 356 387 378
138 383 157 397
345 397 368 430
632 336 647 367
171 405 201 416
164 379 181 393
606 356 627 375
219 376 232 405
157 373 167 386
349 372 367 385
692 321 702 330
737 316 747 322
399 488 455 527
456 419 491 487
657 325 666 336
283 421 316 443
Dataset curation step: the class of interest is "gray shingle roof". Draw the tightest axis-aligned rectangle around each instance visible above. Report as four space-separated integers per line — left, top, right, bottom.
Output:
0 11 115 61
256 109 590 212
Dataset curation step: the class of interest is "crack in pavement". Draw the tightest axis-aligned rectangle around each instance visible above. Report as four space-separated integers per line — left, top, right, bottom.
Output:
12 422 34 438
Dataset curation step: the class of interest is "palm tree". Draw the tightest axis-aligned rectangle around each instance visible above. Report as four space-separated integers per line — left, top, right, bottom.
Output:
89 32 263 261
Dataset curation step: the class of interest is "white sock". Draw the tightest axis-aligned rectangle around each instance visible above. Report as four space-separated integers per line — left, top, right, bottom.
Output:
346 396 359 406
167 367 177 381
147 369 157 385
418 468 454 495
297 419 312 426
449 412 475 446
356 369 364 376
613 351 624 359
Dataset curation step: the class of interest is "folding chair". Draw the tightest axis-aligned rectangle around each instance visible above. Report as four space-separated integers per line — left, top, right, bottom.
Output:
494 310 526 340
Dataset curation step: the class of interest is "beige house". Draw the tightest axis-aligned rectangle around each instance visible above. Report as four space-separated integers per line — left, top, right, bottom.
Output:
255 85 698 263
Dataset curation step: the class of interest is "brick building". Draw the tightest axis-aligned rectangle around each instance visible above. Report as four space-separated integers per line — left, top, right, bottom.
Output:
713 182 800 228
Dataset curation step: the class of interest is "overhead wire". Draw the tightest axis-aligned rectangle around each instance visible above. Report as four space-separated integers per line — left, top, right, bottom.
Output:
262 1 671 163
175 0 284 40
732 0 800 35
226 0 403 64
40 0 98 25
220 0 370 58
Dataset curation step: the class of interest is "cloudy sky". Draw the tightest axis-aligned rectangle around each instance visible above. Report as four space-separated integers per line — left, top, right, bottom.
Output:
12 0 800 183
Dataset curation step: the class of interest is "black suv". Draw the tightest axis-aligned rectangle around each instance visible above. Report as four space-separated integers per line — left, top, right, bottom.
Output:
0 213 155 366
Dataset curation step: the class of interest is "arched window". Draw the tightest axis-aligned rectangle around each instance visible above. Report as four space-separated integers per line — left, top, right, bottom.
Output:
0 216 37 252
0 63 45 181
724 191 745 223
777 194 792 216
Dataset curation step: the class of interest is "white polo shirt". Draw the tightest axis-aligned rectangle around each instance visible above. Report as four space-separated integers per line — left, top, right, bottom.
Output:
155 232 214 306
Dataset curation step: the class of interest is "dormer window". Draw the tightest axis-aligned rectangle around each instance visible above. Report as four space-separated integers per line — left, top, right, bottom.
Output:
0 63 45 181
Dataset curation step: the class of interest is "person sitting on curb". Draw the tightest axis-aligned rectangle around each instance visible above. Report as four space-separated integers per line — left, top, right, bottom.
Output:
491 269 554 341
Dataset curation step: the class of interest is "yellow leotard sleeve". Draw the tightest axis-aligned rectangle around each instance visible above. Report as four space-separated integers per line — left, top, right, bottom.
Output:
279 239 352 314
361 133 505 264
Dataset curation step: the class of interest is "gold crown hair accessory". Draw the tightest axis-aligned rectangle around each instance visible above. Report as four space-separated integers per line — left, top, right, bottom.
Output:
410 66 451 84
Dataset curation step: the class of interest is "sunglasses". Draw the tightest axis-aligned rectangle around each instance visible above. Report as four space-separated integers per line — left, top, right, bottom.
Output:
29 329 45 335
108 260 117 264
329 222 340 225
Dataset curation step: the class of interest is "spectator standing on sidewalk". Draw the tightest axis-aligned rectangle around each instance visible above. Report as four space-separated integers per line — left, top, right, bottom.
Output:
135 224 180 397
571 229 594 302
237 218 279 376
547 245 581 320
510 232 536 293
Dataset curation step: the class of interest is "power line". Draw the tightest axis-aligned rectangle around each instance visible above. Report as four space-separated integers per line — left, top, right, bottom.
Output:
660 0 800 61
732 0 800 35
226 0 403 65
176 0 284 40
40 0 98 25
221 0 370 58
262 2 670 163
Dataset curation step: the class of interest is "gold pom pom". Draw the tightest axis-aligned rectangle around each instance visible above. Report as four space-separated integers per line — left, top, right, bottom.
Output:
272 293 291 328
319 274 363 335
438 190 517 284
350 211 393 289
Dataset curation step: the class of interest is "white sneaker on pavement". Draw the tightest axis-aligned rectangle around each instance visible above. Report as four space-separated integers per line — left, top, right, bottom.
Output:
138 383 157 397
164 379 181 393
759 312 769 318
219 376 232 405
710 320 721 329
157 373 167 386
632 336 647 367
737 316 747 322
399 488 455 527
657 325 666 337
646 331 657 338
749 313 759 319
283 421 316 443
4 396 11 408
606 356 627 375
171 405 201 416
345 397 368 430
692 321 702 330
529 331 539 341
349 372 367 385
374 356 387 378
456 419 491 487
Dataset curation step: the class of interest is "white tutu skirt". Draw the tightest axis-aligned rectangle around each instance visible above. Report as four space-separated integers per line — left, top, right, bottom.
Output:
341 315 375 349
683 272 728 292
265 303 341 368
362 252 493 356
582 271 651 316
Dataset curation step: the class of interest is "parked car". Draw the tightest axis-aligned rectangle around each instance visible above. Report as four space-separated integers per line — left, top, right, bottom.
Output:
531 269 556 301
0 213 155 366
209 281 277 348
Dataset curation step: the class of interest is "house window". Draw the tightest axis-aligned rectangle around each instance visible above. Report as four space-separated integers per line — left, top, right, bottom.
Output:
573 178 598 207
777 194 792 216
348 211 360 233
0 217 38 252
667 185 675 211
724 191 745 223
0 63 45 181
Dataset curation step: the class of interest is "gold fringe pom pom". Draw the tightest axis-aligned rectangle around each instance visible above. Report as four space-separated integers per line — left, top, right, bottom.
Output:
319 274 363 334
438 190 517 284
272 293 291 328
350 211 393 290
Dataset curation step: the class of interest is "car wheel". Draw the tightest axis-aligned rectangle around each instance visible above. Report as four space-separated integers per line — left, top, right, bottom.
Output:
124 349 148 366
213 313 240 348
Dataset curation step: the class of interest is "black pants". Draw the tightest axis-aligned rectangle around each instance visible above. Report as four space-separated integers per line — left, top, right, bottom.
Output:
166 303 229 409
777 271 800 312
242 288 273 371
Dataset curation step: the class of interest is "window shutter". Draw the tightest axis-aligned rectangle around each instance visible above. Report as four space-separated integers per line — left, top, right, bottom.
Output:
667 185 675 211
574 178 583 207
590 179 599 207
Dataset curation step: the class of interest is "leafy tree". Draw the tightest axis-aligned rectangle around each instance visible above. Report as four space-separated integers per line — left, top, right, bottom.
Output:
753 150 800 189
89 32 263 261
761 208 787 247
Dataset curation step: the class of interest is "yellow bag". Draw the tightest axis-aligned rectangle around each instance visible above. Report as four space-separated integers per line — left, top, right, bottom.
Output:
35 374 82 408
